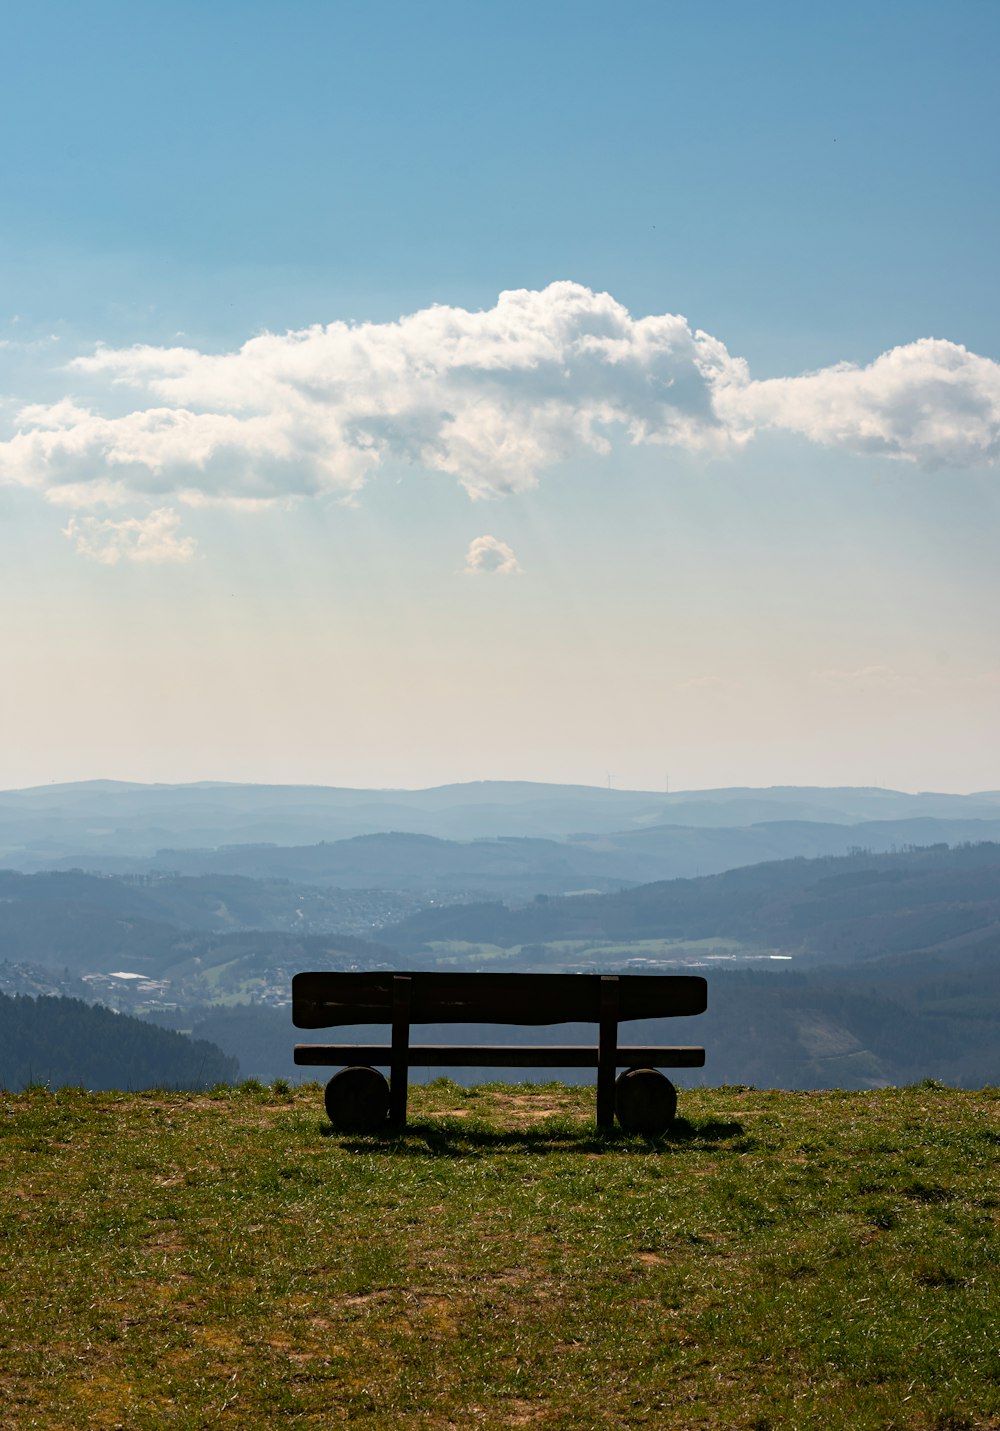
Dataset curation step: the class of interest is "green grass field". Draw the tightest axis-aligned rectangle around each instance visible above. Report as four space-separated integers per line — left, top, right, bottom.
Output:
1 1082 997 1429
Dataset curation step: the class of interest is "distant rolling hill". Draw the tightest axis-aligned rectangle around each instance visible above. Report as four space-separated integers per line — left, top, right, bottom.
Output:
10 816 1000 897
4 778 1000 867
0 870 406 979
3 841 1000 983
383 840 1000 963
0 868 415 943
1 844 996 1091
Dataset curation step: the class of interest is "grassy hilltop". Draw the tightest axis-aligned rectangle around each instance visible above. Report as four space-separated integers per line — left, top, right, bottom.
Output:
1 1083 997 1429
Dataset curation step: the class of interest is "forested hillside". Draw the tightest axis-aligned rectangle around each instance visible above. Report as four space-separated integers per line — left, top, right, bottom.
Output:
0 869 414 949
196 958 997 1091
0 868 404 980
385 840 1000 961
0 993 238 1091
5 842 1000 974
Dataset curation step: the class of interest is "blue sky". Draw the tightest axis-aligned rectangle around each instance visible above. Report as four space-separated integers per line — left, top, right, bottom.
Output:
2 1 999 792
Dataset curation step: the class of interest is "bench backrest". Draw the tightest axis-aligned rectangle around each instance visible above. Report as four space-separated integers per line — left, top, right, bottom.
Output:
292 971 707 1029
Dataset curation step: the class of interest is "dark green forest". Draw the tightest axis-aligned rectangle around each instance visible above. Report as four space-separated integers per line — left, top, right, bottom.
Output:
0 994 238 1092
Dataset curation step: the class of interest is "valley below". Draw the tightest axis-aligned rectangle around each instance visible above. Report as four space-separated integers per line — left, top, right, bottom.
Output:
1 781 997 1094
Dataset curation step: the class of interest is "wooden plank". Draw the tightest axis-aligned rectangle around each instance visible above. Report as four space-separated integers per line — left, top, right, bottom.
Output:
293 1044 707 1068
292 971 708 1028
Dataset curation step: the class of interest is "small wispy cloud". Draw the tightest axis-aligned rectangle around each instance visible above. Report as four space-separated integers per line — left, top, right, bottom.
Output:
674 675 734 692
816 665 897 687
63 508 197 566
963 669 1000 691
464 535 521 576
0 334 61 353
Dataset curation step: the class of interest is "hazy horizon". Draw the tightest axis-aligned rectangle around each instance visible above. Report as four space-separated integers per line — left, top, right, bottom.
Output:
5 775 1000 800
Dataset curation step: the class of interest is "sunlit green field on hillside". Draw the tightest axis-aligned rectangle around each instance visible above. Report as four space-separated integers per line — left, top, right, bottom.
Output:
1 1083 997 1429
424 937 754 966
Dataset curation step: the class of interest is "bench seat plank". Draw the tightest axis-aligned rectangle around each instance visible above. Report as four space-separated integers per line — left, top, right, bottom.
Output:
293 970 707 1027
294 1043 706 1068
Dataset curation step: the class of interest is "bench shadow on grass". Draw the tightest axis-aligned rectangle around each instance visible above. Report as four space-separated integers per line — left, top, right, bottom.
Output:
322 1116 745 1157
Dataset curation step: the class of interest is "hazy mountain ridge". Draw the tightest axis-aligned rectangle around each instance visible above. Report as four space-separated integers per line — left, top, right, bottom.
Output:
5 779 1000 864
10 811 1000 896
383 841 1000 957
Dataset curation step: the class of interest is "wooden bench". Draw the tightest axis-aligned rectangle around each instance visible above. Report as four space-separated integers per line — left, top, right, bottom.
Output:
293 970 707 1133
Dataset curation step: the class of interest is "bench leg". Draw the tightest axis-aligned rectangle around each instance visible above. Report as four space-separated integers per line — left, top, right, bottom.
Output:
389 1064 408 1127
597 976 619 1131
389 974 411 1127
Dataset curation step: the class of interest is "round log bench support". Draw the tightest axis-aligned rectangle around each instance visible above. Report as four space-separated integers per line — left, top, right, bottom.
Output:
324 1066 390 1132
614 1067 678 1135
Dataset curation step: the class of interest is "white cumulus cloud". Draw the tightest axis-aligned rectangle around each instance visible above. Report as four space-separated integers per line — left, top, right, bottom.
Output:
1 283 998 556
63 508 197 565
464 535 522 575
0 283 747 512
722 339 1000 467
